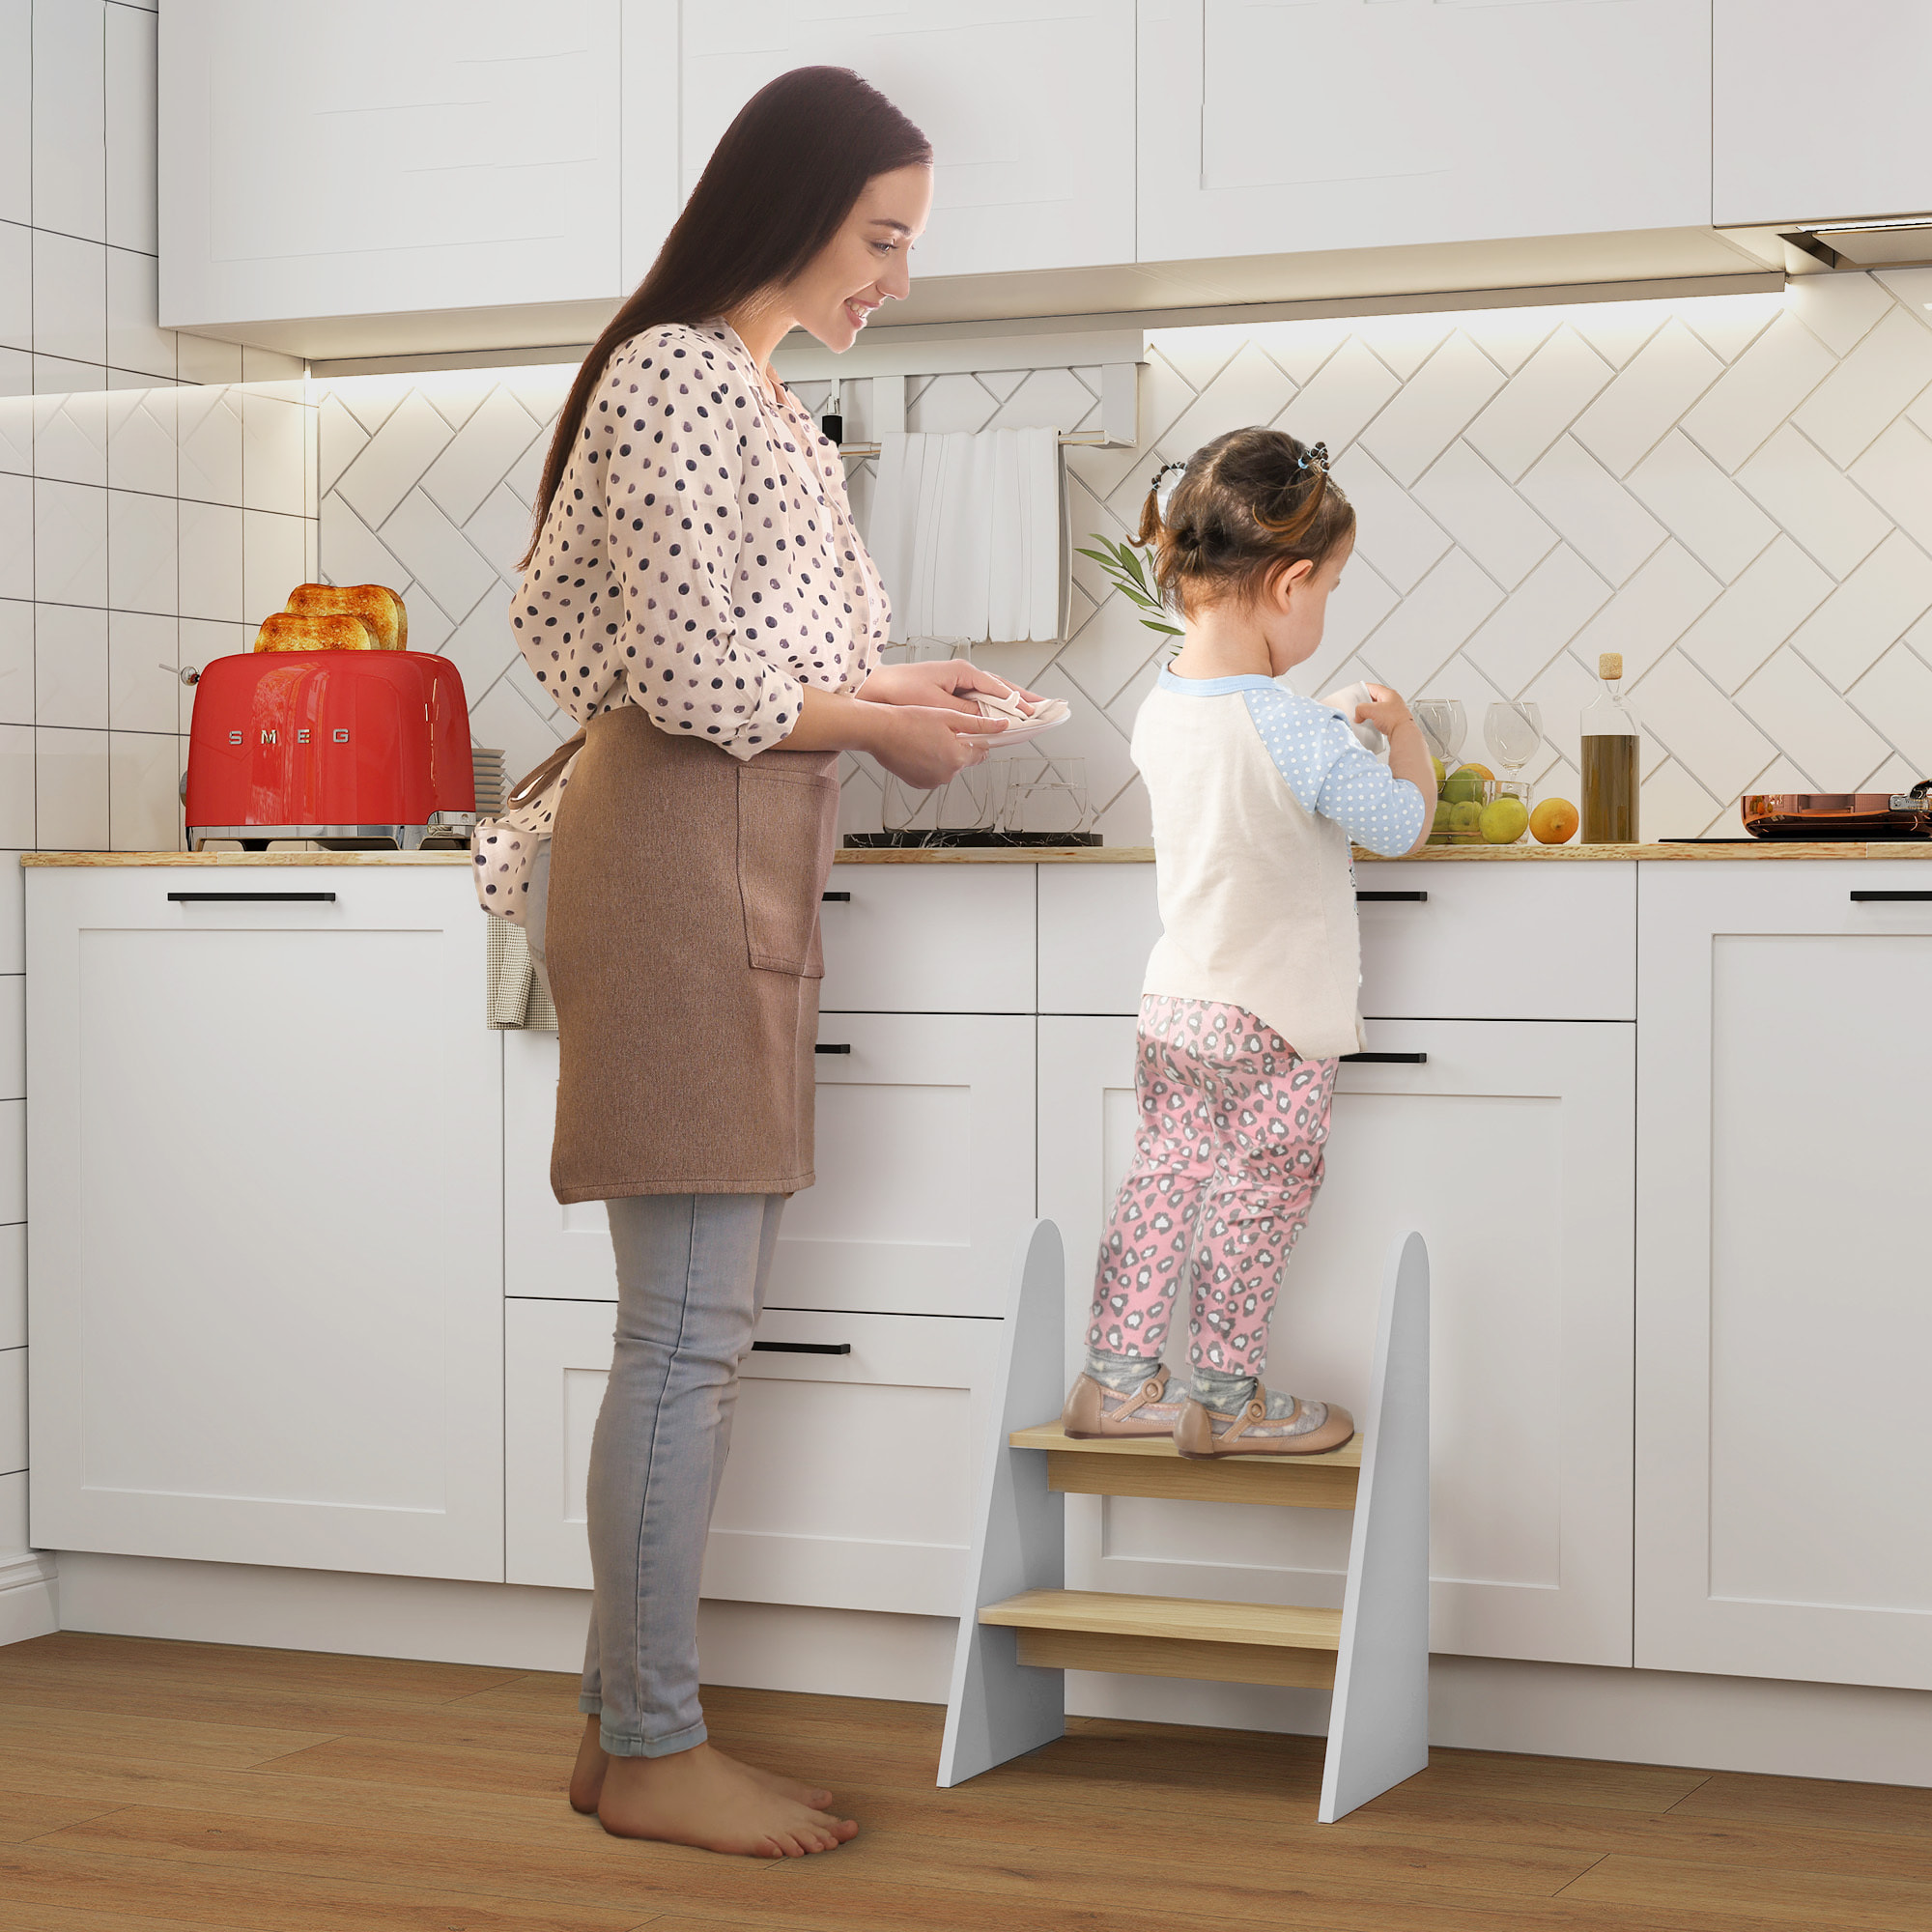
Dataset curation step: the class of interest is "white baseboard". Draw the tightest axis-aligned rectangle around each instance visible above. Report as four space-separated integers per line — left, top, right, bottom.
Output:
50 1552 1932 1788
1068 1659 1932 1789
0 1551 58 1647
52 1553 954 1706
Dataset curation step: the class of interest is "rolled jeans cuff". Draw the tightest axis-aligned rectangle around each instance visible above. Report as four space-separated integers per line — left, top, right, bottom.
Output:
600 1718 708 1759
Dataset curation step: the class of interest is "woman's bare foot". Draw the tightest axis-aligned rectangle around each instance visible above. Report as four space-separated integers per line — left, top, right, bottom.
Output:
568 1716 832 1816
596 1740 857 1857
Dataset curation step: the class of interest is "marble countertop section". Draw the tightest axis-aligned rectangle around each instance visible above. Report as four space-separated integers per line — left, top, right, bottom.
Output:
21 840 1932 867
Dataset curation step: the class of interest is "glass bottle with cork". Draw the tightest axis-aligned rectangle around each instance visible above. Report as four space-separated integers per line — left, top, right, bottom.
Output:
1580 651 1640 843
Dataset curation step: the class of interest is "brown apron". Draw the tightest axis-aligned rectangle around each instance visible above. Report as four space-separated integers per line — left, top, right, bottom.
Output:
543 706 840 1203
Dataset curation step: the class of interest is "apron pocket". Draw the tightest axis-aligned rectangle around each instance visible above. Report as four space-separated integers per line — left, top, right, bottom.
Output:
737 764 839 977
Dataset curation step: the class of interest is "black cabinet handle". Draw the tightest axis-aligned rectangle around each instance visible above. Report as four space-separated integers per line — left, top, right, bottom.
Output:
1850 890 1932 901
814 1042 851 1055
1356 890 1428 902
821 891 851 901
168 892 337 903
1341 1051 1428 1064
752 1340 852 1356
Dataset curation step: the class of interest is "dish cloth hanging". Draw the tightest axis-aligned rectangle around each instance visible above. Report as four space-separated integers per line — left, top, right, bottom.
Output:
868 427 1065 645
485 915 557 1030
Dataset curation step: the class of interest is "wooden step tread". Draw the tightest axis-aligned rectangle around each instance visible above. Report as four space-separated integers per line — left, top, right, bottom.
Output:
1010 1420 1361 1468
980 1588 1342 1651
1009 1420 1361 1511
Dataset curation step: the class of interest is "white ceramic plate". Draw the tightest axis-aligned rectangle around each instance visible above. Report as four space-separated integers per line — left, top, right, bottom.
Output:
970 710 1069 747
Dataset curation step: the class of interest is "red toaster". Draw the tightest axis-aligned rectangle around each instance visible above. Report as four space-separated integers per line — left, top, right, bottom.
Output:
184 649 477 850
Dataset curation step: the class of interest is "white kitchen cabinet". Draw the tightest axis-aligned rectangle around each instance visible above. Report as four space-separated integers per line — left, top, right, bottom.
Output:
26 866 505 1581
159 0 633 341
1636 863 1932 1690
820 863 1035 1014
504 1028 616 1302
1038 862 1160 1015
505 1295 999 1613
1136 0 1711 267
769 1011 1036 1319
1040 1011 1635 1667
679 3 1137 281
1714 3 1932 227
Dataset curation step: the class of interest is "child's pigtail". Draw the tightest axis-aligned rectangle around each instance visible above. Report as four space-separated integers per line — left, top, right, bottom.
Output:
1137 459 1188 548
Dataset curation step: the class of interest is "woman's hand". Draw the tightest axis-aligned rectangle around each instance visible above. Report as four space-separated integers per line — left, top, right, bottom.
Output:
863 704 996 789
857 658 1043 716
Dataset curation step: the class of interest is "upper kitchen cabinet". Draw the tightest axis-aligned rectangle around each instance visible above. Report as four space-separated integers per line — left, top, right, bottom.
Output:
678 2 1138 280
1136 0 1712 269
1714 2 1932 228
159 0 640 359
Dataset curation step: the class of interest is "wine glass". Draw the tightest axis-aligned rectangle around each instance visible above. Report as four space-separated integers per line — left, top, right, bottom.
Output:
1483 700 1543 790
1414 698 1467 768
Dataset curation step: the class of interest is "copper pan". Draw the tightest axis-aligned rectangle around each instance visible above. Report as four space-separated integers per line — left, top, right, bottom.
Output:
1741 788 1932 839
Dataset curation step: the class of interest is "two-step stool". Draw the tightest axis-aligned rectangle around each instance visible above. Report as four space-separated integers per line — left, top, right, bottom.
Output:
938 1220 1431 1823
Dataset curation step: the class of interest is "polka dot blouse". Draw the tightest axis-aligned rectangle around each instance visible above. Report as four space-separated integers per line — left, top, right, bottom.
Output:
498 319 887 824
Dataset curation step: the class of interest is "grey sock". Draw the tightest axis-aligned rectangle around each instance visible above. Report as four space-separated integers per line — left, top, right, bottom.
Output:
1190 1367 1259 1412
1084 1348 1162 1397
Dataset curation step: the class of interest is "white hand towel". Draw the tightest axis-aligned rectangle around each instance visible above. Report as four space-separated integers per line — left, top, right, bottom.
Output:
868 427 1064 645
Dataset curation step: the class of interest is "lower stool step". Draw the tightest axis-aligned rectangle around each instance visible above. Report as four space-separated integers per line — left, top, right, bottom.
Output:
980 1587 1342 1690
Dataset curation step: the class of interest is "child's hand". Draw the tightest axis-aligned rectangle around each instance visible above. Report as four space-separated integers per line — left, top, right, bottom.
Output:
1356 683 1418 744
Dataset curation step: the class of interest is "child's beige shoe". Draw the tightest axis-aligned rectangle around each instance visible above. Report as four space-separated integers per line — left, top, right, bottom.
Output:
1174 1386 1354 1458
1061 1363 1181 1438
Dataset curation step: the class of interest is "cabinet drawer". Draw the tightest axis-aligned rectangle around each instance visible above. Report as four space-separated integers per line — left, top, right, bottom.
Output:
505 1297 998 1613
1038 863 1159 1014
1357 862 1635 1021
820 864 1035 1012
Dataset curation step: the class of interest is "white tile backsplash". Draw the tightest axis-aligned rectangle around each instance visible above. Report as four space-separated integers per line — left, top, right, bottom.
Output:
178 497 243 622
105 246 174 379
35 599 106 728
31 226 107 369
34 476 108 606
30 0 104 244
107 484 176 613
108 725 182 851
103 0 158 254
106 606 175 732
0 3 28 230
0 601 29 726
0 221 30 354
35 723 109 847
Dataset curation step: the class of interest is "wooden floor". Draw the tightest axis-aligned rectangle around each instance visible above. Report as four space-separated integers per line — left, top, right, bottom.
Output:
1 1634 1929 1931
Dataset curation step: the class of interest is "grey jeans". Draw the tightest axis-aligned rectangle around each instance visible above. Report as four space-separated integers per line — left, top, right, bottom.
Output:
527 840 785 1756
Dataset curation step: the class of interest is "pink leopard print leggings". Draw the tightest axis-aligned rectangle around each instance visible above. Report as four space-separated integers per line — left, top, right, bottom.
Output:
1087 996 1338 1379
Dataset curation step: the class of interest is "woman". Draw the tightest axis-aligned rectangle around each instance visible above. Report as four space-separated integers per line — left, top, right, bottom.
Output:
506 69 1022 1861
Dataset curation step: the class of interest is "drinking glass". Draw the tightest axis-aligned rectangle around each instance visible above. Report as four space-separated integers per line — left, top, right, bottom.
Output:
999 756 1093 841
881 771 938 838
1414 698 1467 767
1483 700 1543 791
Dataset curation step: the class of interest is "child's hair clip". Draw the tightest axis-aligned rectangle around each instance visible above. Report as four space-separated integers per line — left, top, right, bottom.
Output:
1150 458 1187 516
1296 440 1331 476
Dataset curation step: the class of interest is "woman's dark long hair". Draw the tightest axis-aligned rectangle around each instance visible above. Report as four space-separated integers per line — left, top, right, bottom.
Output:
519 67 931 569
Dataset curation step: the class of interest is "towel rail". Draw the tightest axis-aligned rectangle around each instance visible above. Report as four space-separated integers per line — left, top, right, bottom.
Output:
836 430 1115 459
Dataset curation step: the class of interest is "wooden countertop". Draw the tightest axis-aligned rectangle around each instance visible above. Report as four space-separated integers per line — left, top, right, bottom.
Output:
22 840 1932 867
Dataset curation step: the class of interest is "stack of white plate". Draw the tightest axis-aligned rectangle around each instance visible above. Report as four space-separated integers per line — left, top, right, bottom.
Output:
471 746 508 816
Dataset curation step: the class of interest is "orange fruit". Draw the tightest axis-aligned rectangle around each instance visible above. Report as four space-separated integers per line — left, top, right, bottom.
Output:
1530 797 1579 844
1457 761 1494 784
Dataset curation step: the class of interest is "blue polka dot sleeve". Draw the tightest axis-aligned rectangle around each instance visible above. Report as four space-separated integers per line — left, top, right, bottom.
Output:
1241 685 1427 856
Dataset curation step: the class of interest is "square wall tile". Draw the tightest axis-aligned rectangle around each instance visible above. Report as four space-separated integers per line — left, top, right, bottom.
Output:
32 353 104 395
32 0 106 242
106 249 174 380
104 384 175 496
0 349 26 402
242 510 310 626
1410 439 1557 592
108 487 176 614
30 388 108 487
34 478 108 607
0 1 26 228
0 599 28 724
104 2 158 254
35 601 107 728
108 609 177 733
0 725 29 847
32 230 106 367
176 384 242 504
242 392 309 517
0 473 28 599
0 221 28 353
109 729 182 852
0 390 28 474
177 334 242 385
36 724 109 849
179 498 242 622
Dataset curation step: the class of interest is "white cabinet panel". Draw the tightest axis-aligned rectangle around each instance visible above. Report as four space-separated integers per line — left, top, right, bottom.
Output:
1715 3 1932 227
504 1028 615 1302
770 1012 1035 1318
27 867 504 1581
1038 862 1159 1015
1138 0 1710 265
159 1 625 330
1357 861 1635 1022
680 3 1137 279
820 863 1034 1012
1637 863 1932 1690
1041 1012 1634 1666
506 1296 998 1612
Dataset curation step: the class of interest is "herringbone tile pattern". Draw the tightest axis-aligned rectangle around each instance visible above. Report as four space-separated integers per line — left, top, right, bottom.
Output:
318 270 1932 842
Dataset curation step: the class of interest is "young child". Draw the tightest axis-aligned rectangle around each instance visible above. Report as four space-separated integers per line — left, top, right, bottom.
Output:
1061 428 1435 1458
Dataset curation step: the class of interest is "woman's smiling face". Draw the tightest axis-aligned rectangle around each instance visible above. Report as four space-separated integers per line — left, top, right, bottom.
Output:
786 163 933 351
